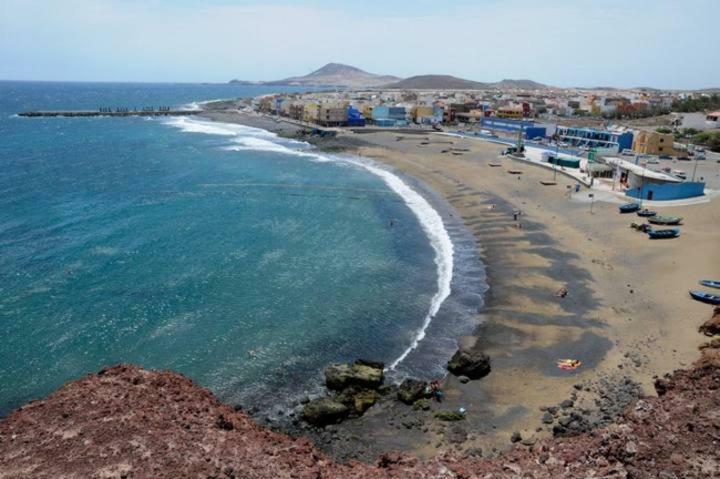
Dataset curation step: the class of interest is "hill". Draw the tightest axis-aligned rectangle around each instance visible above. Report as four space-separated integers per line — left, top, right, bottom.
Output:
382 74 488 90
231 63 401 88
383 75 548 90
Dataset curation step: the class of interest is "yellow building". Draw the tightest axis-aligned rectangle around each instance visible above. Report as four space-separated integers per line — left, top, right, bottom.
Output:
303 103 320 123
411 105 434 123
632 130 677 156
360 104 374 120
497 106 524 119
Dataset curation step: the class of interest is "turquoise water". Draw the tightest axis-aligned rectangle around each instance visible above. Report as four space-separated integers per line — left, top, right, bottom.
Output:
0 81 485 416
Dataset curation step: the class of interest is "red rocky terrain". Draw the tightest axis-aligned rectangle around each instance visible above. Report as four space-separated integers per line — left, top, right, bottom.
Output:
1 338 720 478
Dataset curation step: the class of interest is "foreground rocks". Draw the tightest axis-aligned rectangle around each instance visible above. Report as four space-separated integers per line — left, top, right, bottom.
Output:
447 348 491 379
1 354 719 477
302 360 385 426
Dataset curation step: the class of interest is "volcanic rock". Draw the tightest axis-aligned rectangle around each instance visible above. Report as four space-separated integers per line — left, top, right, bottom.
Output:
397 378 427 405
302 397 349 426
447 348 491 379
324 361 384 391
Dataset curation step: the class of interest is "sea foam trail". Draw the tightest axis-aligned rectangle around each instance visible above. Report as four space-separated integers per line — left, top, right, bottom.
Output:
163 117 454 370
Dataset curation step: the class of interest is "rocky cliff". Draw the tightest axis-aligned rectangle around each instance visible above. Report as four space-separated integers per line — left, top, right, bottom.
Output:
1 340 719 477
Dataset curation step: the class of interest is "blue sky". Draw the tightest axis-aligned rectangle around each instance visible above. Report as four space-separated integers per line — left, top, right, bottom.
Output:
1 0 718 89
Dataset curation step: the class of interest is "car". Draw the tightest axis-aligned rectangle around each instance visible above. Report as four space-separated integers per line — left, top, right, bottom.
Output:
677 156 691 161
659 155 672 160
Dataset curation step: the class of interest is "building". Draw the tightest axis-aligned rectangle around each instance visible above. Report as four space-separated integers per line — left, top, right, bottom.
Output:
632 130 677 156
556 126 634 154
372 106 408 126
411 105 435 123
303 103 320 123
318 104 348 127
707 111 720 128
347 106 366 127
479 117 546 139
496 105 524 119
605 157 704 201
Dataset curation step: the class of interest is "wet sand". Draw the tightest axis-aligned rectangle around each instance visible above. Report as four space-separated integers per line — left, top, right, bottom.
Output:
201 109 720 458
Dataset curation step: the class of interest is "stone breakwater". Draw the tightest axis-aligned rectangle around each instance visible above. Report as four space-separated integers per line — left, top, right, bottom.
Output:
1 320 719 478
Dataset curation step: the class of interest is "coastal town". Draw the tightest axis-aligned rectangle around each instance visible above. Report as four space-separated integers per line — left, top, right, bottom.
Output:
234 77 720 206
2 0 720 471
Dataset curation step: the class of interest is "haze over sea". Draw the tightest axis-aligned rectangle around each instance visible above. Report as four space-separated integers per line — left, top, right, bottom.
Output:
0 81 485 417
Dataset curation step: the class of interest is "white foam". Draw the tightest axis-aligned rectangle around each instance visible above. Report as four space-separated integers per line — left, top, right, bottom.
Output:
166 116 454 369
345 158 454 371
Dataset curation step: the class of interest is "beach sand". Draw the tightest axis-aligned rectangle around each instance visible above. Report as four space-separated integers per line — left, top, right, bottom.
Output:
202 110 720 459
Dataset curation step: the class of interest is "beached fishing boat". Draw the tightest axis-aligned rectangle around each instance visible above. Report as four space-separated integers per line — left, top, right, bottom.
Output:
636 209 657 217
647 228 679 239
648 215 683 225
700 280 720 289
689 290 720 305
619 203 641 213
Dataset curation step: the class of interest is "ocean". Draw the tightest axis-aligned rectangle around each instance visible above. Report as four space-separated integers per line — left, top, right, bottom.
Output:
0 81 486 417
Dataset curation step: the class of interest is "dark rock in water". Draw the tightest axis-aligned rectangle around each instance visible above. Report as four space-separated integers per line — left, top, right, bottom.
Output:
354 359 384 370
541 412 555 424
302 398 349 426
561 399 574 409
352 390 379 414
447 349 491 380
458 375 470 384
413 399 431 411
397 379 428 405
510 431 522 443
324 362 384 391
434 410 465 422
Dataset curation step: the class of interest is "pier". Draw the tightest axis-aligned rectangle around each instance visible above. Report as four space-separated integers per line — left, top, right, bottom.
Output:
18 107 201 118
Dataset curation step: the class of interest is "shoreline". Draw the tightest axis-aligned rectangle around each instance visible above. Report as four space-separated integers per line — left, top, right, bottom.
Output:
198 107 720 461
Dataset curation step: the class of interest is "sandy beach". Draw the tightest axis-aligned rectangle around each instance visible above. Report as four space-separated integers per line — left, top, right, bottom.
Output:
201 109 720 459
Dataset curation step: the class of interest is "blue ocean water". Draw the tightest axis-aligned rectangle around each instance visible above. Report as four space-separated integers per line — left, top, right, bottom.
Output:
0 81 486 417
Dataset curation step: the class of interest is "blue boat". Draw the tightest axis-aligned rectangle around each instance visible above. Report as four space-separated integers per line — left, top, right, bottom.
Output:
619 203 641 213
647 228 679 239
700 280 720 289
689 290 720 305
636 209 657 217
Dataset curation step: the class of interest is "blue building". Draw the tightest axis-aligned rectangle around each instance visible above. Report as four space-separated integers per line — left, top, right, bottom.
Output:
372 106 407 121
347 106 366 127
479 117 546 139
556 126 633 153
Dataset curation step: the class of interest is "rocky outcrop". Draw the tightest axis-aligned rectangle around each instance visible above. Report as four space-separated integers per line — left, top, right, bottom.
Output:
447 348 491 379
396 379 427 405
1 357 719 478
324 360 384 391
302 397 349 426
699 306 720 336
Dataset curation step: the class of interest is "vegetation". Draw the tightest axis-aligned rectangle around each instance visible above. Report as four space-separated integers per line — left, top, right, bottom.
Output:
672 94 720 113
656 127 673 134
691 131 720 152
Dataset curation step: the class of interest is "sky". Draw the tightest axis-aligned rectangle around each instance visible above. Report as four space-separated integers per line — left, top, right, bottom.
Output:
1 0 718 89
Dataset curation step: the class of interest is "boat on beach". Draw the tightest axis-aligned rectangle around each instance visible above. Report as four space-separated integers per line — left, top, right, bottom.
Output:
689 290 720 305
700 280 720 289
648 215 683 225
619 203 641 213
637 209 657 217
647 228 680 239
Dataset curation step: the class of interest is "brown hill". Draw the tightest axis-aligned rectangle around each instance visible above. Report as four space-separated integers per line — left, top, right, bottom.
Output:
1 345 719 478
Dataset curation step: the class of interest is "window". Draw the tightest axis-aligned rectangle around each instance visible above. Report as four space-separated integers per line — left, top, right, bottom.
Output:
659 147 664 152
660 138 664 143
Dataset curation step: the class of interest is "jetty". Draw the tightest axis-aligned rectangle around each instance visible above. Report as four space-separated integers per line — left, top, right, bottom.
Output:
18 107 201 118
